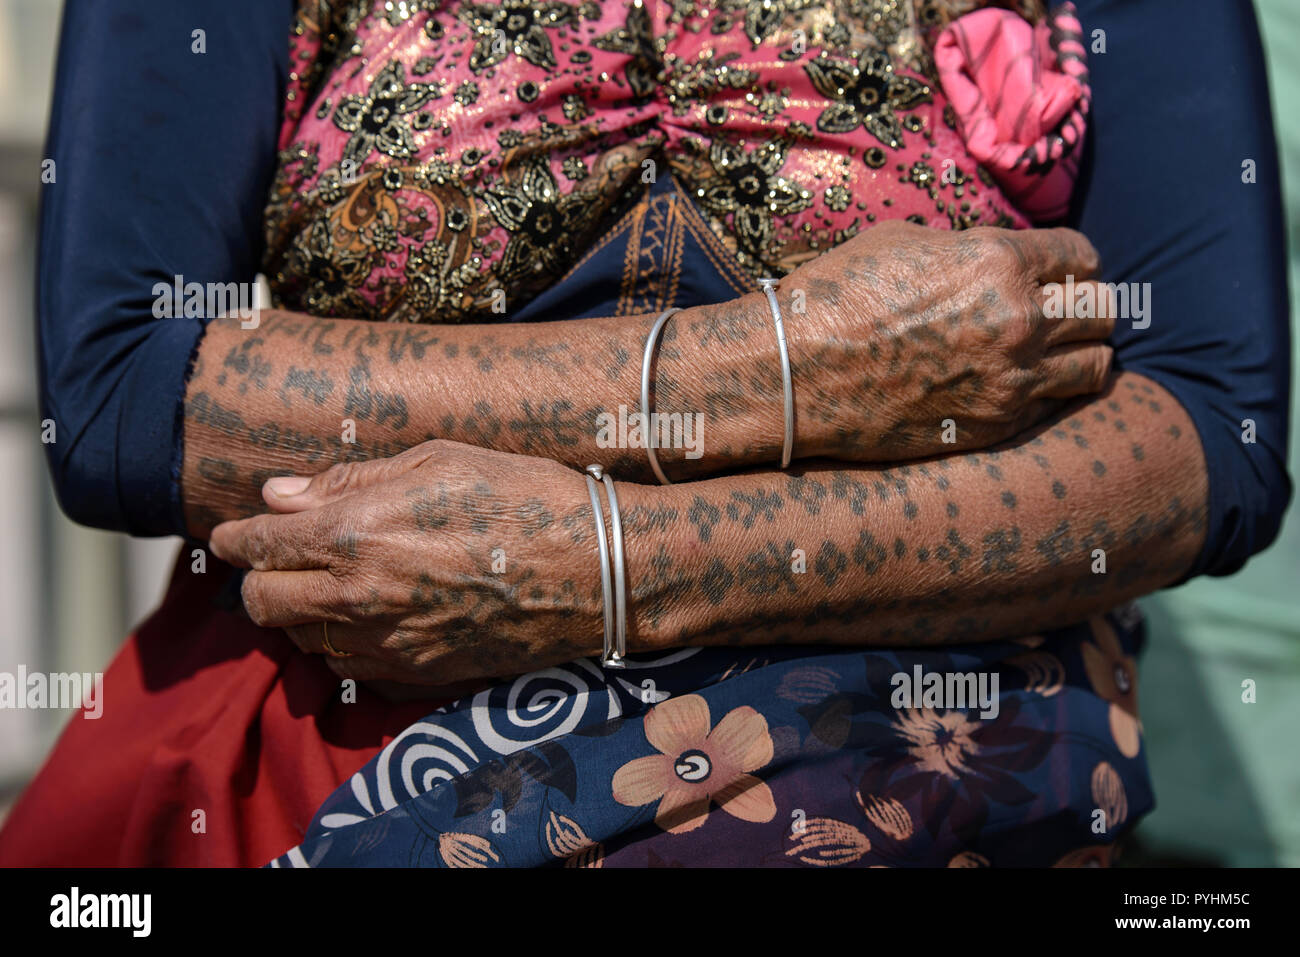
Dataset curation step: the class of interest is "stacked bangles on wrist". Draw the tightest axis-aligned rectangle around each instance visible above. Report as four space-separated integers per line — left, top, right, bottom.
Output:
588 281 796 669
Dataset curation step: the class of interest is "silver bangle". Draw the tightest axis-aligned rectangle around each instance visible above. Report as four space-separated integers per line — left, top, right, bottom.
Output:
583 467 616 666
585 464 627 668
640 307 682 485
758 278 795 468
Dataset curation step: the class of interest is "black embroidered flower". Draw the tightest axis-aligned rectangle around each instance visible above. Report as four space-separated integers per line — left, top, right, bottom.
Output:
458 0 578 72
693 139 812 263
288 219 371 316
561 156 588 181
454 80 479 106
719 0 816 46
381 0 442 27
481 155 597 282
593 0 663 98
333 61 442 165
804 50 930 149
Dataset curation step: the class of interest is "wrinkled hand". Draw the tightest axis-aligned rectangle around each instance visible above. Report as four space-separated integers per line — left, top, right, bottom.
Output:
784 219 1114 460
208 441 603 687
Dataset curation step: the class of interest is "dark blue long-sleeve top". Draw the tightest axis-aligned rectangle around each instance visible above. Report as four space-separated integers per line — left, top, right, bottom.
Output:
38 0 1291 580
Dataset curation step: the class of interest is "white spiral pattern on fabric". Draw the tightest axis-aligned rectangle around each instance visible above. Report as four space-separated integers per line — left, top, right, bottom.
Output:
374 722 479 811
469 664 611 754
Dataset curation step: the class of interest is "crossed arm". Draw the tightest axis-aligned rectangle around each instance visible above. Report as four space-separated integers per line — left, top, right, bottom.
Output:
195 226 1209 685
183 298 786 536
618 375 1205 652
204 361 1205 687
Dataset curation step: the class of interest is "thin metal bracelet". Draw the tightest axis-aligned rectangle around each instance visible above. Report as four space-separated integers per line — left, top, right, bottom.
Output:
600 469 628 667
640 306 682 485
585 464 627 668
583 467 617 668
758 278 795 468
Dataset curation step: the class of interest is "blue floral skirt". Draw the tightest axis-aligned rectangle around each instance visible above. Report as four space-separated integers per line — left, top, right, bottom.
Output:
271 607 1149 867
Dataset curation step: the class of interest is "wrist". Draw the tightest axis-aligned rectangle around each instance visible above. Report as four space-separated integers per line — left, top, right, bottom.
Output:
657 296 785 473
699 286 837 464
614 478 724 654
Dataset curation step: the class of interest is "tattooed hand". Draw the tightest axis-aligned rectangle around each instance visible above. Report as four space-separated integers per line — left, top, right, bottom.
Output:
780 219 1114 460
208 440 603 689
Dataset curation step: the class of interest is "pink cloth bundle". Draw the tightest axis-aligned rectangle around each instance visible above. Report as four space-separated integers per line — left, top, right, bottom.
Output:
934 2 1090 222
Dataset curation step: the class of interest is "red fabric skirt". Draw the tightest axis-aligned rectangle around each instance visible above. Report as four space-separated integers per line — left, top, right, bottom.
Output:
0 555 440 867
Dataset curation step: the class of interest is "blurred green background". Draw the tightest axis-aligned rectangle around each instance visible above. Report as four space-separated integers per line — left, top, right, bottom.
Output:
1130 0 1300 867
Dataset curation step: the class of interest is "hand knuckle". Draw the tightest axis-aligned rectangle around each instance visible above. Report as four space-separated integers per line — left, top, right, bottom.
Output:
316 461 357 496
986 235 1021 270
982 376 1023 422
239 524 269 568
997 299 1038 348
1094 347 1115 385
1073 235 1101 275
241 574 269 624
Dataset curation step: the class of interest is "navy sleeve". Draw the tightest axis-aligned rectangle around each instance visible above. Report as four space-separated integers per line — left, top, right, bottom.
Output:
38 0 295 535
1068 0 1293 578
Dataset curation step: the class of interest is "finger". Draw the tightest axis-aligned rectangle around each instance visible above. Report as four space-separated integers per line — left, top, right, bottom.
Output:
210 510 339 570
1003 228 1101 283
1034 343 1114 399
264 443 440 513
1039 280 1117 345
284 622 373 663
241 568 357 627
284 622 329 655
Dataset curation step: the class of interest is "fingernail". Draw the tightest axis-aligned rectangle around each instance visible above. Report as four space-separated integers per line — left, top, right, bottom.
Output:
266 476 311 498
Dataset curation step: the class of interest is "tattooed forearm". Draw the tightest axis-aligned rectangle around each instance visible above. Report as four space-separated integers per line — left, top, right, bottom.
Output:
184 224 1116 538
612 372 1208 649
182 296 787 536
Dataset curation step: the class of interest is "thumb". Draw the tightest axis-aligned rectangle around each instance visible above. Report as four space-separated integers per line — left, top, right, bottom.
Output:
263 443 438 513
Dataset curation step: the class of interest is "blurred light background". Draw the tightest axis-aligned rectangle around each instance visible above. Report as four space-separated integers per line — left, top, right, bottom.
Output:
0 0 181 811
0 0 1295 865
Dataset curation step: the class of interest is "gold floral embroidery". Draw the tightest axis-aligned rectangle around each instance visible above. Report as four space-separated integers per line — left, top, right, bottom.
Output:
593 0 663 97
687 138 812 267
332 61 442 165
458 0 579 71
804 49 931 148
718 0 818 46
